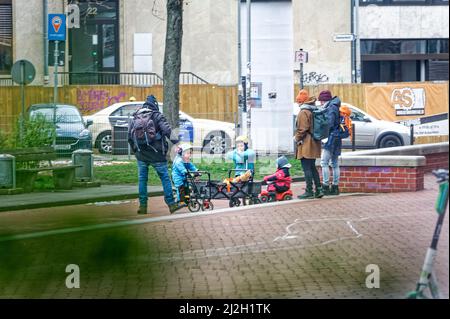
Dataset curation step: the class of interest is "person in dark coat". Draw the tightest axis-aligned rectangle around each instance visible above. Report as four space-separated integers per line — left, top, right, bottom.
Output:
128 95 182 214
318 90 342 196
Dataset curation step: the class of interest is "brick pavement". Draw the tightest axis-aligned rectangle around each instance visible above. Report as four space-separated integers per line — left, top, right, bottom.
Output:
0 175 447 299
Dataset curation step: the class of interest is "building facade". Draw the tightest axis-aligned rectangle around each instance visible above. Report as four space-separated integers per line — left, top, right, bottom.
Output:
0 0 448 86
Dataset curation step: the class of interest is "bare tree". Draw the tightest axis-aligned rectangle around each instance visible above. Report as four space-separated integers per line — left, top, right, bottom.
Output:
163 0 183 129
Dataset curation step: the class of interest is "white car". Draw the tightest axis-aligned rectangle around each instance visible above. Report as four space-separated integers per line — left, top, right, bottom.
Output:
293 103 411 149
84 102 236 154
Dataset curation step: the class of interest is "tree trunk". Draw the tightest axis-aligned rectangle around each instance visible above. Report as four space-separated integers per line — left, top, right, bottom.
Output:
163 0 183 130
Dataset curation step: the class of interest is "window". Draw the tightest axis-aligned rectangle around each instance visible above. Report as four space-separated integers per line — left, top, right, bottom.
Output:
0 0 12 75
111 104 142 117
350 110 367 122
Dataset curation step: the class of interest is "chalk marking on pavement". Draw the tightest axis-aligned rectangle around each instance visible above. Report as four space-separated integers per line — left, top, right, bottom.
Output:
0 193 366 243
144 214 414 264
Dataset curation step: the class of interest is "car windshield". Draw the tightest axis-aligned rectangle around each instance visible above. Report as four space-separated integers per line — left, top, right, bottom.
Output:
30 106 82 123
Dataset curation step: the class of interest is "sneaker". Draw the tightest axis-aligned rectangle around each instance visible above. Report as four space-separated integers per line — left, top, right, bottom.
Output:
137 205 147 215
297 190 314 200
330 185 340 195
322 184 331 196
168 203 184 214
315 187 324 199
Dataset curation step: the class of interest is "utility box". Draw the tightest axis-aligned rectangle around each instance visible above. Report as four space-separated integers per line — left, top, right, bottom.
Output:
0 154 15 189
72 149 93 182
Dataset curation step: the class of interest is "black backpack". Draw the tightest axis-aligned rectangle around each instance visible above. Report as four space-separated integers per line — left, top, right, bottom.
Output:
131 111 157 152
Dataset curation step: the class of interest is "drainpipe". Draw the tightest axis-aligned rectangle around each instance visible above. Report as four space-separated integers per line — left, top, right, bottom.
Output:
43 0 49 85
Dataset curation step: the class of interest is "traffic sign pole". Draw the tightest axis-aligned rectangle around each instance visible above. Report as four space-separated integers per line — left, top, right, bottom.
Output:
54 40 59 104
20 61 25 143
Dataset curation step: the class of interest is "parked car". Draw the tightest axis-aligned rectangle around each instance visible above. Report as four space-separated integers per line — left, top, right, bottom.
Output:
293 103 411 149
84 102 236 154
28 104 93 154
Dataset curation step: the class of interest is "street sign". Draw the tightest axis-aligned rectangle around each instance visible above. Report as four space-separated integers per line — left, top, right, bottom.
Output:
295 50 308 63
333 34 355 42
48 14 66 41
11 60 36 85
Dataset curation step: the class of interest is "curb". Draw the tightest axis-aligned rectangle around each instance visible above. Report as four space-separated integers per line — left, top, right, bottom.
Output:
0 176 305 213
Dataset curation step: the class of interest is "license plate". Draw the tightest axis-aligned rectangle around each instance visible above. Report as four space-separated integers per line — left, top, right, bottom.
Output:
54 144 71 150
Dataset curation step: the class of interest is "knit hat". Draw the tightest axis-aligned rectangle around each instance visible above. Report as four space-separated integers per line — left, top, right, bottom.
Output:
143 95 159 111
296 89 309 104
318 90 332 102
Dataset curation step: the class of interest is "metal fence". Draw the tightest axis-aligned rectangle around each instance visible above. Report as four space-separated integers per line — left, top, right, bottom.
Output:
0 72 209 87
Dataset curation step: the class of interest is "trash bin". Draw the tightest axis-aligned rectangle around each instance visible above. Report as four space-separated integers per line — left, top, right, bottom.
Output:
0 154 15 189
112 124 130 155
72 149 93 182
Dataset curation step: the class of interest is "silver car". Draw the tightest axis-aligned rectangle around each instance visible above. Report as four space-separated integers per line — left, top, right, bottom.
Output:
293 103 411 149
342 103 411 149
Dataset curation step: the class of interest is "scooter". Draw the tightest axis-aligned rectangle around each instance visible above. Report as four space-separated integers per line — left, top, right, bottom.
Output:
259 181 293 203
407 169 448 299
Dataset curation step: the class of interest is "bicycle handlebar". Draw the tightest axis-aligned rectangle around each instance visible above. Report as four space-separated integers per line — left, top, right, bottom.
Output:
432 169 449 183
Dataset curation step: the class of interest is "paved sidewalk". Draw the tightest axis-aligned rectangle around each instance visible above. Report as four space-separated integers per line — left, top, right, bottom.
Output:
0 185 164 212
0 174 447 299
0 178 304 212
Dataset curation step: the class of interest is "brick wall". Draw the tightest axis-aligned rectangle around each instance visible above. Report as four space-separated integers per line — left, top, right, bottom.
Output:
423 152 449 173
329 166 425 193
317 152 447 193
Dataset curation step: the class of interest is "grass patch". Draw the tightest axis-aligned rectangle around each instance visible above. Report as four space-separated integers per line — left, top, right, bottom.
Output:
30 157 303 190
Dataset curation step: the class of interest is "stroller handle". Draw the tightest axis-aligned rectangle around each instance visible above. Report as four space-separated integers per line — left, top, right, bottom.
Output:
187 170 210 178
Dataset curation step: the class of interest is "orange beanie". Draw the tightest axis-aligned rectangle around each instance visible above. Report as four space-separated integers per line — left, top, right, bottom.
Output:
296 89 309 104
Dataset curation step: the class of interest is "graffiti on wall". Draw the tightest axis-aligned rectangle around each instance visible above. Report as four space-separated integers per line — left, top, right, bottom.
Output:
302 72 329 84
77 89 127 114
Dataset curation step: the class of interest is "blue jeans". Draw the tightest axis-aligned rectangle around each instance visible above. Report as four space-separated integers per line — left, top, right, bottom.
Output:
320 149 340 186
138 161 174 206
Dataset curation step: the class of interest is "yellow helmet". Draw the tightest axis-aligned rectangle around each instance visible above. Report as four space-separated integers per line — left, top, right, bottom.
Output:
129 96 137 102
236 135 249 144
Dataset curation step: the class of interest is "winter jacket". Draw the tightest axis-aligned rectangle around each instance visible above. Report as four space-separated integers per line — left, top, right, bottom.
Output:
322 96 342 156
128 104 179 163
294 103 322 159
172 155 198 188
226 149 255 175
264 167 292 189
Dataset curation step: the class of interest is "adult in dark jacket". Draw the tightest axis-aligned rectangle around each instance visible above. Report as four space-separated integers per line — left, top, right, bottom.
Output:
294 91 324 199
318 90 342 195
128 95 181 214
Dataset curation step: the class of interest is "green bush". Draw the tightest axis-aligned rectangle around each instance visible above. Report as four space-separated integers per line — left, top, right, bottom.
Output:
8 114 56 149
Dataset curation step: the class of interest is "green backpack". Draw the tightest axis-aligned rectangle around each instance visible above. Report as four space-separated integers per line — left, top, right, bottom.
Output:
311 108 330 141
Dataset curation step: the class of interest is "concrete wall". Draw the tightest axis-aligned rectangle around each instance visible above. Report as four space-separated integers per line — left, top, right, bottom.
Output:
360 5 449 39
121 0 238 85
12 1 65 85
292 0 353 84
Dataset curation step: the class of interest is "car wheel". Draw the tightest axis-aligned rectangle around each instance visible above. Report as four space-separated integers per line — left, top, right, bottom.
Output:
202 131 231 155
96 131 113 154
379 134 402 148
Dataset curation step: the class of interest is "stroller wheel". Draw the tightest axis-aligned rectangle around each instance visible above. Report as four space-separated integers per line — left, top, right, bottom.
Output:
250 198 262 205
260 195 269 203
283 195 293 201
201 200 214 211
188 200 201 213
229 198 241 208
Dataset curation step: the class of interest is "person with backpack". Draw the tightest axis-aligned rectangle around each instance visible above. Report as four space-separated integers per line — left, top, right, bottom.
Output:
128 95 183 215
317 90 343 196
294 91 324 199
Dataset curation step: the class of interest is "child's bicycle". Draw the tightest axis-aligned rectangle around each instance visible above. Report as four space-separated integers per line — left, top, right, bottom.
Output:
259 181 293 203
407 169 448 299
